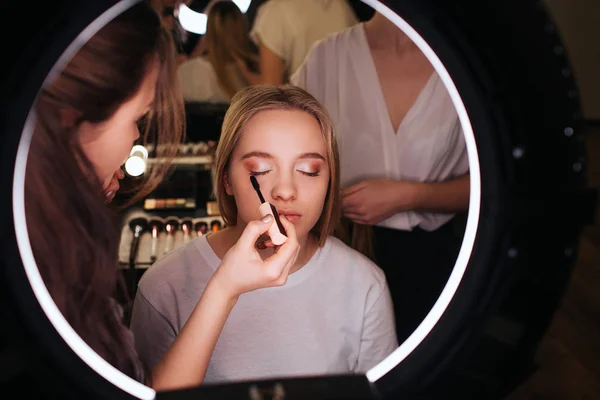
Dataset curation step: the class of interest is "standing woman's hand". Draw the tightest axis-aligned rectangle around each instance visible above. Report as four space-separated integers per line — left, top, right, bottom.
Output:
210 214 300 299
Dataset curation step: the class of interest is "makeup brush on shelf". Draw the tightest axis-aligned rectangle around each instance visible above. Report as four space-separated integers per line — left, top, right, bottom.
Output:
128 217 148 268
194 221 208 237
127 216 147 299
163 218 179 255
181 219 193 244
148 218 164 263
210 220 222 232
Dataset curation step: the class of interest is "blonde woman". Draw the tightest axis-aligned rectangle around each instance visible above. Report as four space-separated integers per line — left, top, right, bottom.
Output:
130 84 398 384
177 1 257 103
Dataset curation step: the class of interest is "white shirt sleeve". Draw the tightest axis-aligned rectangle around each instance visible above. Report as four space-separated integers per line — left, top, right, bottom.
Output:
129 288 178 373
177 58 230 103
355 281 399 373
249 1 288 60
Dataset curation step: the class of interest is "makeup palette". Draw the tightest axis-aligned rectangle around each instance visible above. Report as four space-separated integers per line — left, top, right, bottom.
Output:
144 197 196 211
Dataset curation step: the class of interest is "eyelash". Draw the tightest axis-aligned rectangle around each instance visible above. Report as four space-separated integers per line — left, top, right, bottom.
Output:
248 170 320 177
249 170 270 176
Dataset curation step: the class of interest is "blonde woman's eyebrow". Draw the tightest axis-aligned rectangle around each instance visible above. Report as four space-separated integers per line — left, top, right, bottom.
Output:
240 151 274 160
240 151 326 161
297 152 326 161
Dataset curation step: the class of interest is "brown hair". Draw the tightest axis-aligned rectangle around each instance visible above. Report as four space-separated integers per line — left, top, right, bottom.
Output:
24 2 183 379
214 84 340 247
205 0 256 98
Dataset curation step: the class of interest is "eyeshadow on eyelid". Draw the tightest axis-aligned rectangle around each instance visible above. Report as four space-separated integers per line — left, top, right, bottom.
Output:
296 161 322 172
243 160 272 170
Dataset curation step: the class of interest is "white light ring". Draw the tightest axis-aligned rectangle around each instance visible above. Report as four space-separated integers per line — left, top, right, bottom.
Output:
177 0 252 35
12 0 156 399
177 4 208 35
9 0 482 397
362 0 481 383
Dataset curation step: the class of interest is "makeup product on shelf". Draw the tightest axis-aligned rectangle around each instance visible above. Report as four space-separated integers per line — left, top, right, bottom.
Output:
249 175 287 245
210 220 222 232
185 198 196 209
192 142 210 155
144 198 157 210
164 218 179 255
128 217 148 268
206 201 219 216
180 143 193 156
144 197 196 211
194 221 208 237
148 218 164 263
181 219 193 244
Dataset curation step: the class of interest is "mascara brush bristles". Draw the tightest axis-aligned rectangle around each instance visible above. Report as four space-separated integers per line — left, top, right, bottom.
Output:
250 175 266 203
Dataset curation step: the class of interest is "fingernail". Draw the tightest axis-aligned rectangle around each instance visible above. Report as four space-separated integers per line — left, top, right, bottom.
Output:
117 170 125 179
261 214 273 223
105 191 114 199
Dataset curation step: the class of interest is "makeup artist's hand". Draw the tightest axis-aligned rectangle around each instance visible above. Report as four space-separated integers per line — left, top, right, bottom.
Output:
342 178 418 225
103 168 125 203
209 215 299 299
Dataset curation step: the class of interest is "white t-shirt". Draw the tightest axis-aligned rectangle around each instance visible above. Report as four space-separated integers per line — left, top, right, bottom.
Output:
130 234 398 384
291 23 469 231
250 0 358 78
177 57 246 103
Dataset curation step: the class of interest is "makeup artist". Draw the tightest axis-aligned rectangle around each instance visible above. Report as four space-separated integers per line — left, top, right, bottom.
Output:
292 7 470 343
24 2 299 391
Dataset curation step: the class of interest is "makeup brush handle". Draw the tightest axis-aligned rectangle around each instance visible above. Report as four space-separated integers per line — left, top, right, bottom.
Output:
164 234 173 255
151 237 158 261
259 202 287 246
129 235 141 267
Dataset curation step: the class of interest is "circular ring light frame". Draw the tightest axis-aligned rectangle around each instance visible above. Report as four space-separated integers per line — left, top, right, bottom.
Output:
1 0 589 399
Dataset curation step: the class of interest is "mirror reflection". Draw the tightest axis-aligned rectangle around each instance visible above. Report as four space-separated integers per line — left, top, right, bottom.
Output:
22 0 470 391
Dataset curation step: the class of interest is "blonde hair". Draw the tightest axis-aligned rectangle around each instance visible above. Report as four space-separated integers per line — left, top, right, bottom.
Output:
205 0 256 98
214 84 340 247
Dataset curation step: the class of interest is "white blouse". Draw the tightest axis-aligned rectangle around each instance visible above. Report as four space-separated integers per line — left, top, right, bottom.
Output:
177 57 246 103
291 23 469 232
249 0 358 78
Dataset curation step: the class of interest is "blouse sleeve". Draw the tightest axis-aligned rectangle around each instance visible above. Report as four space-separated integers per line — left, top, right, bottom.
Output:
249 1 290 62
129 288 178 374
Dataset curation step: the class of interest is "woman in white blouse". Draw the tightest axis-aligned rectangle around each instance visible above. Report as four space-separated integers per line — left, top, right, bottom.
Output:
177 1 257 103
291 9 470 343
236 0 358 85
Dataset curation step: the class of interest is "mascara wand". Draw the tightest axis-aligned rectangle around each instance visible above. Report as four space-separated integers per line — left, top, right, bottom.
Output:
249 175 287 245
